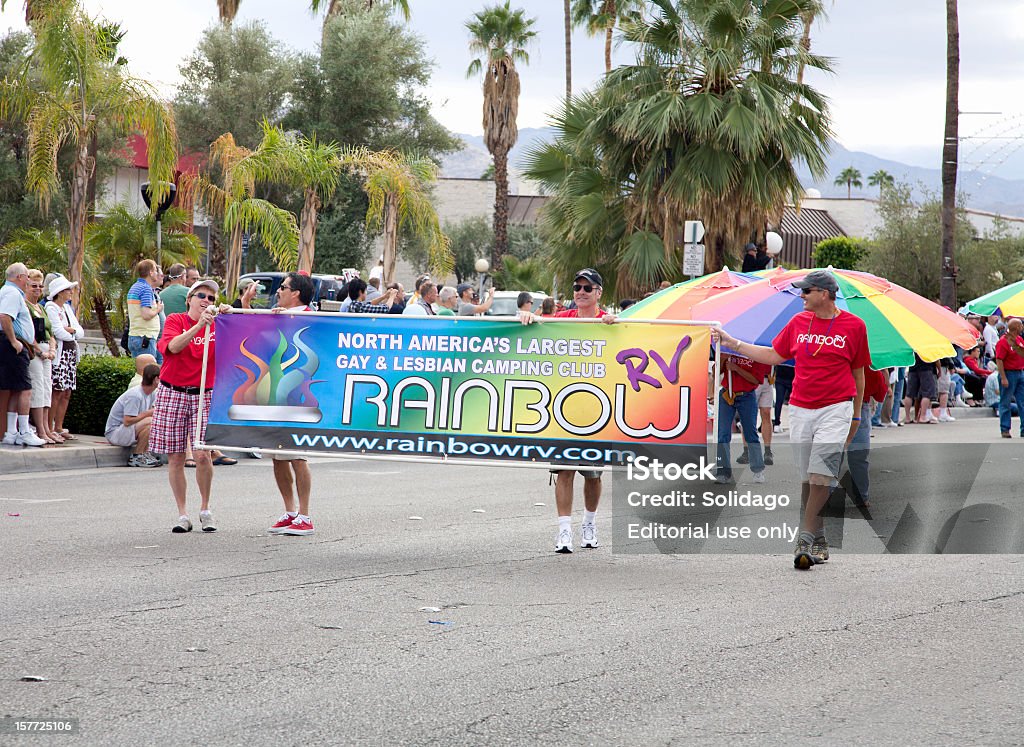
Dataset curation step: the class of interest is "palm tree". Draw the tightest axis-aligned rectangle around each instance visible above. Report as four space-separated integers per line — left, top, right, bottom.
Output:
466 1 537 271
867 169 894 196
231 122 342 275
0 0 177 310
181 131 300 297
217 0 410 25
525 0 833 288
834 167 863 199
941 0 959 308
342 147 451 283
570 0 643 73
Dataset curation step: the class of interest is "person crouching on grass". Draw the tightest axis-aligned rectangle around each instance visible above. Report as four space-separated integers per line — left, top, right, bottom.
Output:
150 279 230 534
712 270 869 570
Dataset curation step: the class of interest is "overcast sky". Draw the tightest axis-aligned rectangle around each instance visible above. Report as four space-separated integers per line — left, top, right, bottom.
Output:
2 0 1022 172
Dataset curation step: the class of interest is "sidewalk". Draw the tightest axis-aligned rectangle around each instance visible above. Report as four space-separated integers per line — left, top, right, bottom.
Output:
0 404 1003 475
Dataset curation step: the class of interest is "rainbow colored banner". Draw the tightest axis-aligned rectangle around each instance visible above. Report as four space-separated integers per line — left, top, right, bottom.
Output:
204 313 710 467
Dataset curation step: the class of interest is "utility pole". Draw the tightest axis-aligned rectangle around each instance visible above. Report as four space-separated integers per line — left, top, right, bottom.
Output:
940 0 959 309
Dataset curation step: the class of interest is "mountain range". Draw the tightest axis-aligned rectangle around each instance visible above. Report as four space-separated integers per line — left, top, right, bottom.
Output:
441 130 1024 218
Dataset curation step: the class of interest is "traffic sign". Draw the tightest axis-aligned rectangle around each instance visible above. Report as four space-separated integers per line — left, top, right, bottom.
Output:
684 220 705 244
683 243 705 277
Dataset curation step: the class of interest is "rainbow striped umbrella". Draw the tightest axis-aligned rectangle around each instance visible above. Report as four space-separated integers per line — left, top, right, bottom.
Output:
963 279 1024 318
689 268 979 368
618 269 761 320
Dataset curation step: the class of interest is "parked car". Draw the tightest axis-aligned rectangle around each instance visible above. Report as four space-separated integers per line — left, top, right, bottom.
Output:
485 291 547 317
236 272 346 310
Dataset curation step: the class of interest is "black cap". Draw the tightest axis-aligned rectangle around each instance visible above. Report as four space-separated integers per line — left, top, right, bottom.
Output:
792 270 839 294
744 243 757 252
574 268 603 287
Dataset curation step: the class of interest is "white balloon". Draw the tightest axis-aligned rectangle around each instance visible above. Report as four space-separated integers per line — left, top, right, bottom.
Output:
765 231 783 255
474 258 490 273
805 188 822 199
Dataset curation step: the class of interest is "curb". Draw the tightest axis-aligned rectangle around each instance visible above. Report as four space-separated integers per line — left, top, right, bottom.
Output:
0 435 130 475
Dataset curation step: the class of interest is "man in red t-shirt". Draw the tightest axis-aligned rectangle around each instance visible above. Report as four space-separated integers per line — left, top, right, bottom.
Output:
714 354 771 484
713 270 870 570
995 317 1024 438
520 267 616 554
151 278 224 534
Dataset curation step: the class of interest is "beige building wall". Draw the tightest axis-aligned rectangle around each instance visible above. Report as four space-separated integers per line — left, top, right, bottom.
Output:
797 197 1024 239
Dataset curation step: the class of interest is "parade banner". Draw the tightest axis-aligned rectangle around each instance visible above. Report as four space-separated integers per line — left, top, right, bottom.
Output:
203 312 710 468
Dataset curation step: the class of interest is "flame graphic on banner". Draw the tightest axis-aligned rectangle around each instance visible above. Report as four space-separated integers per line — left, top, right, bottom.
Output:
228 327 323 422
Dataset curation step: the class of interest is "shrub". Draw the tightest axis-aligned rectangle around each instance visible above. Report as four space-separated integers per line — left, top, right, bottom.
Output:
64 355 137 436
812 237 866 270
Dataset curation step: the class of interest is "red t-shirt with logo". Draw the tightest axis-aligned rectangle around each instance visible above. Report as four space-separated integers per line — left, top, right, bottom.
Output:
772 310 871 409
157 312 217 388
865 368 889 404
556 307 606 319
994 335 1024 371
720 356 771 394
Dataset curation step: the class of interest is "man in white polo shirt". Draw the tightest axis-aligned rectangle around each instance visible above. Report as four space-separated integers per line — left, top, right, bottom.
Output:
713 270 870 570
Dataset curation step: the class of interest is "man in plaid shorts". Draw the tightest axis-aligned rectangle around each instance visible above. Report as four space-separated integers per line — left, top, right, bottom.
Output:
151 278 224 533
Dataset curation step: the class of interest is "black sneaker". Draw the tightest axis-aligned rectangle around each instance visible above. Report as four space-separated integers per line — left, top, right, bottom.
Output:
764 447 774 466
736 448 749 464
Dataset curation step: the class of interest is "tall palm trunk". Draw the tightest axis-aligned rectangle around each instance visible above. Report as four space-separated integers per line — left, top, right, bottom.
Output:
92 296 120 356
493 148 510 271
67 143 94 311
225 227 244 298
297 188 321 274
382 192 399 284
796 10 814 86
564 0 571 99
603 0 615 73
940 0 959 309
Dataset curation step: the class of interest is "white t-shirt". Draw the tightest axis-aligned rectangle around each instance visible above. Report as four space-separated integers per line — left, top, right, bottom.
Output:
104 386 156 436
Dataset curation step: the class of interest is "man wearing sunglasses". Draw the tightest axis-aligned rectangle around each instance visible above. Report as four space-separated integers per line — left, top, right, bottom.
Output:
521 268 617 554
151 278 228 534
712 270 869 570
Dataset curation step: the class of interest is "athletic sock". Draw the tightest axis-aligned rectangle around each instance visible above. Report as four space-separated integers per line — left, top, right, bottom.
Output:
17 414 30 433
6 411 16 433
799 530 815 546
558 516 571 531
583 510 596 526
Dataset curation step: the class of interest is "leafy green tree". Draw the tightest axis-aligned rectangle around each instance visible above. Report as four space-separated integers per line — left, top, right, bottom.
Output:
834 166 863 199
0 0 177 307
811 236 865 269
493 254 552 292
215 0 411 25
953 218 1024 305
867 169 894 196
525 0 832 297
466 1 537 270
174 21 297 154
286 9 457 157
859 182 975 301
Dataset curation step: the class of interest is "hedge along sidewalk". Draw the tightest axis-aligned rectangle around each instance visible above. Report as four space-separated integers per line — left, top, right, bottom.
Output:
0 354 138 475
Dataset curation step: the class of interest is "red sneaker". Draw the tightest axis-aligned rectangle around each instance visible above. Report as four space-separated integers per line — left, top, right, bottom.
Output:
280 517 314 536
268 514 297 534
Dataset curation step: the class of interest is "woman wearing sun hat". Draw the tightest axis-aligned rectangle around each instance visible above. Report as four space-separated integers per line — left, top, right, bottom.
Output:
44 275 84 441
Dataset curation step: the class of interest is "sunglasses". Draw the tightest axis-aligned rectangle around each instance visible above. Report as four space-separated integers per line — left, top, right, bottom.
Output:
279 284 294 291
800 287 823 295
573 284 595 293
192 291 215 301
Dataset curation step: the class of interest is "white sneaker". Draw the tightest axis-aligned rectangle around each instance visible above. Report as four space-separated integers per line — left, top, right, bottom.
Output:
554 527 573 554
580 523 599 549
752 470 766 484
954 397 968 408
773 425 783 433
938 413 956 422
16 430 45 447
1 431 17 445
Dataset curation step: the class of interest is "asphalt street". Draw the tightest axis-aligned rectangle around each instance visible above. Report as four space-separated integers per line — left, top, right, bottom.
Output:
2 421 1023 745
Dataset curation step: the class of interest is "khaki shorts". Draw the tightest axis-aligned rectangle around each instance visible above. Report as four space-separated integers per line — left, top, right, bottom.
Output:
755 382 774 409
789 401 853 483
273 453 308 462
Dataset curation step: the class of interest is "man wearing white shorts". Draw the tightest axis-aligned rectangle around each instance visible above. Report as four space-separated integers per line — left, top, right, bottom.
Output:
713 270 869 570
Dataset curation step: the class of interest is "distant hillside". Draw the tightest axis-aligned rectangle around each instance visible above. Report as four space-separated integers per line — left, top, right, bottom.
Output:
442 131 1024 217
